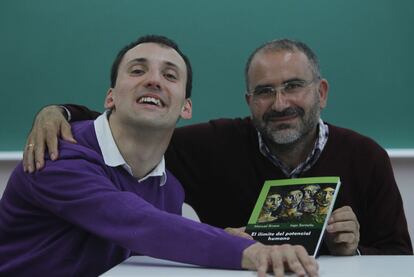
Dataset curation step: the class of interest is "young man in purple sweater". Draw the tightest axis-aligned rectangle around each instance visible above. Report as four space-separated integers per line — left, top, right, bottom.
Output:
22 39 413 256
0 36 318 276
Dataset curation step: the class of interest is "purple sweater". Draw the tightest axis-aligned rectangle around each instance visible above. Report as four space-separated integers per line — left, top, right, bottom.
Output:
0 120 254 276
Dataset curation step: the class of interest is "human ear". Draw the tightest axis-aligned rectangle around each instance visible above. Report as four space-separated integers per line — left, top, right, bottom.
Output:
245 92 254 106
104 88 115 109
180 98 192 119
318 79 329 109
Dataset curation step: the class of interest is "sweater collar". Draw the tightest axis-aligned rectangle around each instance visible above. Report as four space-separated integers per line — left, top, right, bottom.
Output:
93 111 166 186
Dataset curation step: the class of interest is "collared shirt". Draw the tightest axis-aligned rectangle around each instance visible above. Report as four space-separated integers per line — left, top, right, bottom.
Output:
258 118 329 178
94 111 167 186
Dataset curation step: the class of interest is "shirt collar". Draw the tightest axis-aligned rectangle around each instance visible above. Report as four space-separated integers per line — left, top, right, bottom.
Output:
258 118 329 178
94 111 167 186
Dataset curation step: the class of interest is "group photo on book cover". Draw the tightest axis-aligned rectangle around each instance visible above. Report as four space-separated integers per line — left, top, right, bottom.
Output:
246 177 341 256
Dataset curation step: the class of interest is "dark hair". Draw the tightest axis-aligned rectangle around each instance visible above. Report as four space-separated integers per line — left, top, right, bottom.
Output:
244 39 321 90
110 35 192 98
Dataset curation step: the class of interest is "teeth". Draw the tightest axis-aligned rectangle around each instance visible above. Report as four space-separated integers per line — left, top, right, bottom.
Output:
138 97 161 106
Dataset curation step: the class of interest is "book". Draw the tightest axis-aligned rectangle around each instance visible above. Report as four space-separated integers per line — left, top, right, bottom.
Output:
245 176 341 257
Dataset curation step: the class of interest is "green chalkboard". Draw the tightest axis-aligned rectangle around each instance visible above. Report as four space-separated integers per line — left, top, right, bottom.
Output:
1 0 413 150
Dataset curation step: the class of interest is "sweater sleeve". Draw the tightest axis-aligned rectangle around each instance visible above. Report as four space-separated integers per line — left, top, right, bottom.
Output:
62 104 101 121
358 148 413 255
23 158 255 269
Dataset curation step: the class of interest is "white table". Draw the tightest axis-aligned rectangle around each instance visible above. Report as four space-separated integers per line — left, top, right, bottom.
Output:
102 255 412 276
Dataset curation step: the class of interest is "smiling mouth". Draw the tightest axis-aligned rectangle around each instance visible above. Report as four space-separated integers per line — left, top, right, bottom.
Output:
264 107 304 122
137 96 164 107
268 114 297 122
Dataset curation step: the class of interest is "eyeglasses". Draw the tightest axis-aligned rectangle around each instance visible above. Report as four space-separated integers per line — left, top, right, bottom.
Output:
246 78 318 100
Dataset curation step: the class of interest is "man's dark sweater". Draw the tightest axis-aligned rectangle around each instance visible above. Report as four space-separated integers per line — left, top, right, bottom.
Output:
66 104 413 255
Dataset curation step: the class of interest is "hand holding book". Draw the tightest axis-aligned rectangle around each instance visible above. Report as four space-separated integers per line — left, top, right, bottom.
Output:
325 206 360 255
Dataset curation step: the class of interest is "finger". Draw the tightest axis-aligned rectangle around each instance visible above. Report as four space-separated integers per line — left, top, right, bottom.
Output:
45 129 59 161
34 133 46 171
295 246 319 277
23 140 35 173
269 249 284 277
329 207 349 222
333 232 356 244
224 227 238 235
329 209 357 223
23 139 30 172
282 246 306 277
224 227 254 240
238 232 254 240
60 121 76 143
329 211 349 223
236 228 254 240
256 251 269 277
327 220 359 233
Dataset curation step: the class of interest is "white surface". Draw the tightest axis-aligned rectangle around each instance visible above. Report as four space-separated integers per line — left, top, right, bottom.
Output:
387 149 414 158
0 151 22 160
102 255 413 277
102 256 255 277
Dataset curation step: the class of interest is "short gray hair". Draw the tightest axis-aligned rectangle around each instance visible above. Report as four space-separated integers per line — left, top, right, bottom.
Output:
245 39 321 90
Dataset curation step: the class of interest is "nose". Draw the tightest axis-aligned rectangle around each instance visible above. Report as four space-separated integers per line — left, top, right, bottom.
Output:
271 89 290 111
144 70 162 91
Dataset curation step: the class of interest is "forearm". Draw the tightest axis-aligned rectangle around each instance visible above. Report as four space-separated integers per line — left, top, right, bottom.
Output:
28 159 254 269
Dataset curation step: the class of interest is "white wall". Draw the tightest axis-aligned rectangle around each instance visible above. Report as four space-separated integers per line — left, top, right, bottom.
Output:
1 152 413 247
391 157 414 245
0 160 18 194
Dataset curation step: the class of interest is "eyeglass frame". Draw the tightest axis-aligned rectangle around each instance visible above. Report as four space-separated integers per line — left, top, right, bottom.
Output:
246 77 320 100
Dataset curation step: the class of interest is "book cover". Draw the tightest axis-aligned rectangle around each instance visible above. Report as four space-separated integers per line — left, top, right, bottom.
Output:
245 176 341 257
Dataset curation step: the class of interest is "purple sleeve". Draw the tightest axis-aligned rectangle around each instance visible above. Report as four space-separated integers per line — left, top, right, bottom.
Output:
25 158 255 269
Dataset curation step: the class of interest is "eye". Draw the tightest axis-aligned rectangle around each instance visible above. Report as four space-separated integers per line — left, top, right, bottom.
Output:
130 66 145 75
131 69 143 74
164 72 178 81
284 81 304 92
253 86 274 96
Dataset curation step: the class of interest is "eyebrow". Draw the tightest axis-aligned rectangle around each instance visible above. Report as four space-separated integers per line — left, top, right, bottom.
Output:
127 58 180 70
253 84 273 90
281 78 306 84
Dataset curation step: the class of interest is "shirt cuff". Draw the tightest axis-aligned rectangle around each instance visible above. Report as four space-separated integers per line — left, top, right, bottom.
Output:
59 105 72 122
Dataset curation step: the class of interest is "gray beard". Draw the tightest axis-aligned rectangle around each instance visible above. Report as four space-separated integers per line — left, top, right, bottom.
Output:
268 127 302 144
255 94 321 146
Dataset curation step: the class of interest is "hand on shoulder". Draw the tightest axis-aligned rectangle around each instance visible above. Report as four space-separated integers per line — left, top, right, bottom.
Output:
23 105 76 173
